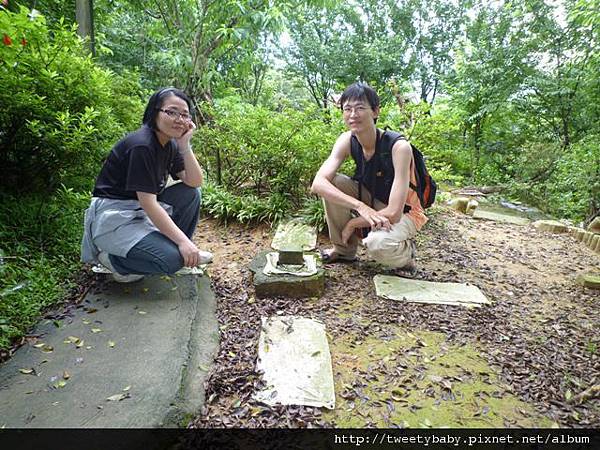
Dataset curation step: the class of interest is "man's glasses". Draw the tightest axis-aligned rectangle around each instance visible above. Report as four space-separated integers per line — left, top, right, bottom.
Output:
158 108 192 121
342 105 369 114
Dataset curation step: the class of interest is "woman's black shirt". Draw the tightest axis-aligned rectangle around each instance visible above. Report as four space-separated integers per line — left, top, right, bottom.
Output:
93 126 185 200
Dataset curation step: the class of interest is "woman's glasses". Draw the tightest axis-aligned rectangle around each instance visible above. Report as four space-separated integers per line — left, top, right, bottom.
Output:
158 108 192 121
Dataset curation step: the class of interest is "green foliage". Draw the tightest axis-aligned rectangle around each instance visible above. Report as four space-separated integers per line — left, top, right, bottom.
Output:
95 0 296 101
0 187 90 350
299 196 326 232
379 101 467 185
0 6 143 194
201 183 290 224
194 97 342 213
507 135 600 221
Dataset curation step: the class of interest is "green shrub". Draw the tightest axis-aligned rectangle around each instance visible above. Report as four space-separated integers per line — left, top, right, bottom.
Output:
507 135 600 222
0 6 143 194
194 96 342 205
378 101 468 184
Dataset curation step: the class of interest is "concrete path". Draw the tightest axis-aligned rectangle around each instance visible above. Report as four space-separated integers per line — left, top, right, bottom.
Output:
0 274 218 428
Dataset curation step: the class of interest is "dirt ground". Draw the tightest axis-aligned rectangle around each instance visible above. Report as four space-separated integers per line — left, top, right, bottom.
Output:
190 204 599 429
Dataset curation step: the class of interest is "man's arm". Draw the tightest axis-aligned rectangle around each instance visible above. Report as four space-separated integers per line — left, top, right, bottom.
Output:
137 192 201 267
311 132 391 229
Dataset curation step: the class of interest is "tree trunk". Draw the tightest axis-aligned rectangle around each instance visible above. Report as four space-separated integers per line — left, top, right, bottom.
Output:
75 0 95 56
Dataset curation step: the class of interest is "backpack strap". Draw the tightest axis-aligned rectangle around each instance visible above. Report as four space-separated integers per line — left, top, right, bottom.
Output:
351 130 382 208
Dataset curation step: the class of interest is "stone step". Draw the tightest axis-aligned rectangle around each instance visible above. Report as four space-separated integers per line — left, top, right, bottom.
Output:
472 209 530 226
271 220 317 252
576 272 600 290
374 275 491 308
253 316 335 409
249 251 325 298
532 220 568 233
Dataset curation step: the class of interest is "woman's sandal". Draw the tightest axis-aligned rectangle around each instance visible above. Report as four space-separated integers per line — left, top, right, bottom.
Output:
320 248 357 263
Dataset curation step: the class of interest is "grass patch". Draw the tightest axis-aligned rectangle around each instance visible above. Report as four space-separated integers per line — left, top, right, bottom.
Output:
0 188 90 351
325 327 555 428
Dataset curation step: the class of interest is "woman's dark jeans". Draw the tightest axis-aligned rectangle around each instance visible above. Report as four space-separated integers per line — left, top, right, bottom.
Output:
109 183 201 275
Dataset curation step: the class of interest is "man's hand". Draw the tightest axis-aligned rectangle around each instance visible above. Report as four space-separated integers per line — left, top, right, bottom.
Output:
178 239 201 267
355 203 391 231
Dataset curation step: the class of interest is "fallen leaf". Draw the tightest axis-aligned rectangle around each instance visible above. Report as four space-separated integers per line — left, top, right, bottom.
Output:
19 368 35 375
33 343 46 348
311 351 321 357
123 385 131 392
108 341 115 348
82 319 91 325
107 393 130 402
441 380 453 390
54 380 67 389
41 345 54 353
138 311 147 315
63 371 70 380
91 328 102 333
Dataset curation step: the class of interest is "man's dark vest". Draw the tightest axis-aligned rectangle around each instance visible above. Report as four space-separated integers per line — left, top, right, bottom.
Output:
350 129 405 208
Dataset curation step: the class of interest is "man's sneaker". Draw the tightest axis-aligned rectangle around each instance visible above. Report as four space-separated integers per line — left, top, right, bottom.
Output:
197 250 214 265
97 251 144 283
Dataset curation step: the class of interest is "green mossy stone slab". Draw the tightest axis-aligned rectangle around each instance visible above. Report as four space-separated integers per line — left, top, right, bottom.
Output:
271 220 317 251
576 273 600 290
249 251 325 298
374 275 490 307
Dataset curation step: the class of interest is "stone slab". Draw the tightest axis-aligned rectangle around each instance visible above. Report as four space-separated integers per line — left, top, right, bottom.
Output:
249 251 324 298
589 234 599 250
466 199 479 215
472 209 530 226
576 273 600 290
374 275 490 308
254 316 335 409
271 220 317 251
587 217 600 233
533 220 568 233
448 197 469 213
0 275 218 428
